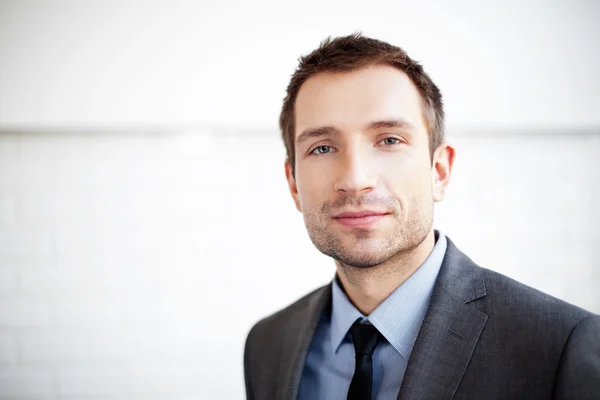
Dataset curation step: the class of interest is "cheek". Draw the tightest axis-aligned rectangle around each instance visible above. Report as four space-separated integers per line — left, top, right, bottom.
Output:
382 155 432 198
295 168 328 208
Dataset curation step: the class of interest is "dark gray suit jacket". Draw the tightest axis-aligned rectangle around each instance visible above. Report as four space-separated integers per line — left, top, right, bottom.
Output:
244 237 600 399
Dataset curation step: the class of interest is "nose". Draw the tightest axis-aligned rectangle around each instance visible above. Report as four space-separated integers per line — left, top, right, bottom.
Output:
333 144 376 196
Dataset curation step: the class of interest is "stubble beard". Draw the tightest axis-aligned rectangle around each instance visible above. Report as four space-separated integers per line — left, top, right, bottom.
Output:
303 199 433 269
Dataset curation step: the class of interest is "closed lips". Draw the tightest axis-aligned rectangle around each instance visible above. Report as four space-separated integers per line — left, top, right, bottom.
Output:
334 211 388 218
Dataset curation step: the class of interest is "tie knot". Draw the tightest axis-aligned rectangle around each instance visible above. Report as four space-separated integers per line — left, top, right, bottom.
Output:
350 321 381 356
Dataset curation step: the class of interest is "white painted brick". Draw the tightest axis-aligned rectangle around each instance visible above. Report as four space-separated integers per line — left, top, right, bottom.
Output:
49 298 124 330
0 133 20 158
0 267 17 294
0 193 17 225
0 300 50 328
18 267 63 293
19 333 88 365
0 228 54 268
0 154 53 190
0 368 56 397
0 130 598 400
18 331 164 365
82 334 155 363
19 265 138 295
17 191 94 224
126 354 245 399
128 367 197 395
0 335 18 366
56 367 127 396
19 265 134 295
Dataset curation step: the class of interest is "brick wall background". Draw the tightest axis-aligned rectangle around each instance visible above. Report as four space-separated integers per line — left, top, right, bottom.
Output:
0 129 598 399
1 1 599 398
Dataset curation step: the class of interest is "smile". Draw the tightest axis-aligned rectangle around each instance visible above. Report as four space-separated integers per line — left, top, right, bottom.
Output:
333 214 389 228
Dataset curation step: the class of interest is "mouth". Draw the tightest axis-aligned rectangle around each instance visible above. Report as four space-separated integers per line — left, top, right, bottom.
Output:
332 212 390 228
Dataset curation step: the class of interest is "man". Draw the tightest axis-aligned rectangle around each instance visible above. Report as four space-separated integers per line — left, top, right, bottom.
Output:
243 33 600 400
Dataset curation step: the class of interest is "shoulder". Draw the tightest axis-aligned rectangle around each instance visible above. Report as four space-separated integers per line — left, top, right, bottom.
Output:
243 283 330 398
244 283 330 349
479 266 594 321
472 265 597 350
442 237 595 324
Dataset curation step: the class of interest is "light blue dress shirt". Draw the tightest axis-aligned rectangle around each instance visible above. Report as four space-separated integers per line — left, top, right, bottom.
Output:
298 232 448 400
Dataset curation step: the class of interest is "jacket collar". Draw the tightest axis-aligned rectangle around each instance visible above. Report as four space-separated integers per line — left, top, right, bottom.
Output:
276 235 488 400
397 236 488 399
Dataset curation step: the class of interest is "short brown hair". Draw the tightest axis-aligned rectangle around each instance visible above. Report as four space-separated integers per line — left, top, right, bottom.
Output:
279 32 445 178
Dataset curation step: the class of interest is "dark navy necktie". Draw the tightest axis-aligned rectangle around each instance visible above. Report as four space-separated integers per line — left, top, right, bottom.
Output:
347 321 382 400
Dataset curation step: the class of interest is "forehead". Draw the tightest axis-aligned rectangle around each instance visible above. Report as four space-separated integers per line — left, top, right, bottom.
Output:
294 64 426 139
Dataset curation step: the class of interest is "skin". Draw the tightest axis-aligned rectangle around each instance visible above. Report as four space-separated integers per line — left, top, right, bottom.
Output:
285 64 455 315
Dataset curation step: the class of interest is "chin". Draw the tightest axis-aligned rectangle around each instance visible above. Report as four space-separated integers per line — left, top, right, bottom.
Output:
335 253 391 269
331 246 394 269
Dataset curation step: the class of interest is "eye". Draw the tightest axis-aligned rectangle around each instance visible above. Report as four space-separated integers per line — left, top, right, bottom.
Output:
380 137 402 146
310 145 334 155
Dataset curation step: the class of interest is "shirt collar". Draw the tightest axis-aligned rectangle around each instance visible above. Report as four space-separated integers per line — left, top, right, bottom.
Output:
329 231 447 359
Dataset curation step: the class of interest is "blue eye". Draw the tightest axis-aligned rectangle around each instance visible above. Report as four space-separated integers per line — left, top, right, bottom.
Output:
311 145 333 155
382 137 401 145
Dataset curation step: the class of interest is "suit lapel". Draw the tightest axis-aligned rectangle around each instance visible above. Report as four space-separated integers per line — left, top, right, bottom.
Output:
276 284 332 400
398 238 489 400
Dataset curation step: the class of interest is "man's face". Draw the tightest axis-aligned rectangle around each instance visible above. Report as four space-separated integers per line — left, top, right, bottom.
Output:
285 64 446 268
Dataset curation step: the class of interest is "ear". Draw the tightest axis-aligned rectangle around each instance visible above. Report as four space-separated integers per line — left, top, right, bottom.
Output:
431 142 455 202
284 159 303 212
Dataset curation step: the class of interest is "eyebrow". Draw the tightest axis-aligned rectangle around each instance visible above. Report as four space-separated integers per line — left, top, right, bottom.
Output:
295 126 339 145
365 118 416 131
295 119 415 145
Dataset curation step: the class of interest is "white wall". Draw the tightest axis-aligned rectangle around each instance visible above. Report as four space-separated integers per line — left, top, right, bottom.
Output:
0 130 598 399
0 0 599 129
0 1 599 399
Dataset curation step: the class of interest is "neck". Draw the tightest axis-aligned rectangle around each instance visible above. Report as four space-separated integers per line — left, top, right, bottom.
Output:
335 229 436 315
